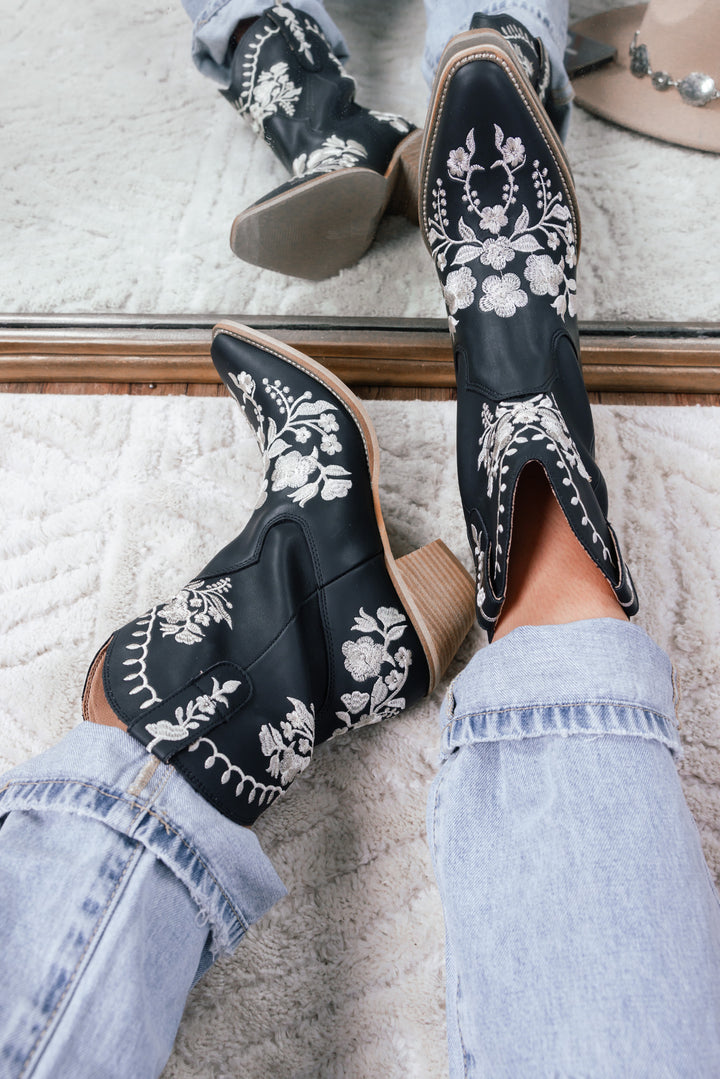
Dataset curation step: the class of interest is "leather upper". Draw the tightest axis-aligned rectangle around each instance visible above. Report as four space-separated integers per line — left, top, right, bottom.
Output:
96 330 430 824
223 4 415 181
421 20 638 634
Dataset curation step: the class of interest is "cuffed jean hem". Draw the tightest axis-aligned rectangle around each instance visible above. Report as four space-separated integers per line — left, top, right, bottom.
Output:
0 723 286 957
439 618 681 757
183 0 348 86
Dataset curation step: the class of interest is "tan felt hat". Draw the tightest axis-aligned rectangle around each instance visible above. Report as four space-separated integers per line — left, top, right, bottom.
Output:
571 0 720 153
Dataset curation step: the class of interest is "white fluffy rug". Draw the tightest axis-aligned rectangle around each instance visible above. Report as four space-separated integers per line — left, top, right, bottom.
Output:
2 0 720 320
1 395 719 1078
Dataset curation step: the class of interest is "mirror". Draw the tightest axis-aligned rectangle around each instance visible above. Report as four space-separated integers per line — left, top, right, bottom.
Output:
3 0 719 327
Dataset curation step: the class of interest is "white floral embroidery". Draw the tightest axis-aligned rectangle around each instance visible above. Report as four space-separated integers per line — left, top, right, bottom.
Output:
228 370 352 508
470 522 494 621
157 578 233 646
188 696 315 809
479 273 528 317
121 610 162 710
292 135 368 178
145 677 243 753
477 393 608 581
443 266 477 314
427 124 577 322
248 61 301 130
233 5 315 134
259 698 315 786
368 110 412 133
273 3 314 63
335 607 412 730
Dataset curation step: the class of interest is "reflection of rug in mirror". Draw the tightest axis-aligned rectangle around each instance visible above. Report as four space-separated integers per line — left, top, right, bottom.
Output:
3 0 720 320
1 394 719 1078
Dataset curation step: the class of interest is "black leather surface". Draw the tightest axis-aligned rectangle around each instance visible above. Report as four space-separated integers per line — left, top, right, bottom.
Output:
100 330 430 825
223 4 414 181
421 25 638 635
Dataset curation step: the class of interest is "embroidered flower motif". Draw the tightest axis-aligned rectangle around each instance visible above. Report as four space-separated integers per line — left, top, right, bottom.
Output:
478 204 509 234
500 135 525 167
524 253 565 297
479 274 528 318
259 698 315 786
335 607 412 731
249 61 301 129
228 371 353 508
271 449 318 491
292 136 368 178
157 578 233 646
479 236 515 270
342 636 385 681
145 677 242 753
443 266 477 314
426 124 577 322
448 147 471 177
189 695 316 810
369 110 412 133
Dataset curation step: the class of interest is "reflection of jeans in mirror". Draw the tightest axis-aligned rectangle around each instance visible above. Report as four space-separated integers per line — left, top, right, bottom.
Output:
182 0 572 136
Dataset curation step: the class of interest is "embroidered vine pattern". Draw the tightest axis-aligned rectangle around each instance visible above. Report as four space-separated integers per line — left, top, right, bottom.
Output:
477 393 608 579
292 136 368 179
157 578 233 646
426 125 576 327
369 110 412 134
122 609 162 710
228 370 352 507
231 5 312 133
498 22 551 100
145 676 243 753
335 606 412 730
188 697 315 808
469 523 498 624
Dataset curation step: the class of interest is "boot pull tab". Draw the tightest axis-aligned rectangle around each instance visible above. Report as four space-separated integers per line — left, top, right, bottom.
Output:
267 5 323 73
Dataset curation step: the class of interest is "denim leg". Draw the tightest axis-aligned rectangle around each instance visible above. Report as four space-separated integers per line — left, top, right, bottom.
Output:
180 0 348 86
428 619 720 1077
422 0 572 138
0 723 286 1079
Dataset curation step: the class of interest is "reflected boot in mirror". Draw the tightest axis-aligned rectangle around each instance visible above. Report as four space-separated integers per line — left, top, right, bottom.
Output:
222 4 420 280
419 19 639 638
84 323 475 825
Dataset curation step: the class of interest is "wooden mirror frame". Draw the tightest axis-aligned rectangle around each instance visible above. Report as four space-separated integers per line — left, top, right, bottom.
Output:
2 315 719 400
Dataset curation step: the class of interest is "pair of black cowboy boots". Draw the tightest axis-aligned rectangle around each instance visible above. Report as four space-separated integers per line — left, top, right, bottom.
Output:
85 16 638 827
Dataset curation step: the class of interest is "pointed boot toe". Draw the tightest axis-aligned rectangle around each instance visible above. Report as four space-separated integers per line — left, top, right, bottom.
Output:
419 21 638 637
84 325 474 824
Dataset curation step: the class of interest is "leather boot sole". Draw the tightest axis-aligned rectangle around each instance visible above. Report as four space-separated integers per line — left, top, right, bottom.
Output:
230 130 422 280
418 30 581 254
213 320 475 690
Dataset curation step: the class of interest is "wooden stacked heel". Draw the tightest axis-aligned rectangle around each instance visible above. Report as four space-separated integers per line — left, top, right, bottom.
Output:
395 539 476 693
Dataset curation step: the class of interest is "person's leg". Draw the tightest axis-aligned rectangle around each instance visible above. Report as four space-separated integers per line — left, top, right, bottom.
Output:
0 723 285 1079
418 20 720 1076
423 0 572 138
428 623 720 1076
180 0 347 87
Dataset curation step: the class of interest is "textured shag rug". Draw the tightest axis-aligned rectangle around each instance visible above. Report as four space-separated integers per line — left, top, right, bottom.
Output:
2 0 720 320
1 394 719 1078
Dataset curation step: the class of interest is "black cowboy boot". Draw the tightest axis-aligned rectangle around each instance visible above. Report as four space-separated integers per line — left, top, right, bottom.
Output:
419 16 638 637
83 324 474 825
223 3 420 279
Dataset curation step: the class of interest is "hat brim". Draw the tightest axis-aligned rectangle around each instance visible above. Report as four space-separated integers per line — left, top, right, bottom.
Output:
571 4 720 154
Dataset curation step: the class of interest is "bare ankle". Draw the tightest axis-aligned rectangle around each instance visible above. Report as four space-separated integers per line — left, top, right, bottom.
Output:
494 463 628 640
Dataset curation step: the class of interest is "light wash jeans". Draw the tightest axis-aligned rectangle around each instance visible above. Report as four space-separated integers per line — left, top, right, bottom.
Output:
181 0 573 134
1 618 719 1077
